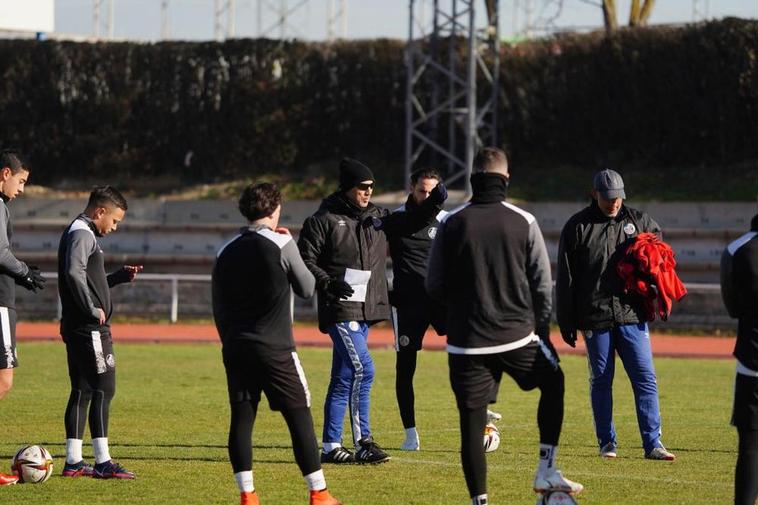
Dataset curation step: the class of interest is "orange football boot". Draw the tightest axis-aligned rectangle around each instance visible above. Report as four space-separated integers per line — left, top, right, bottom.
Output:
0 473 18 486
240 491 259 505
309 489 341 505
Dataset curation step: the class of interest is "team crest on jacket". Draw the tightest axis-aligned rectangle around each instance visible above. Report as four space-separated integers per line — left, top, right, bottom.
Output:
428 226 437 239
623 223 636 235
337 219 346 227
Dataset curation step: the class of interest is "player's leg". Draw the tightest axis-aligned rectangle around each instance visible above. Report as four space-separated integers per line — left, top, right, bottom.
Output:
583 328 618 456
321 325 355 463
62 337 95 477
502 342 582 496
0 307 18 485
616 323 673 460
735 426 758 505
393 305 427 450
449 353 492 504
733 372 758 505
79 329 132 479
223 341 262 505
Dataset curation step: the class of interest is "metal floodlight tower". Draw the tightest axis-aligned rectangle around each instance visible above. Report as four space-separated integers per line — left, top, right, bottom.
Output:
214 0 237 41
692 0 710 22
405 0 500 194
92 0 115 39
257 0 310 39
327 0 348 41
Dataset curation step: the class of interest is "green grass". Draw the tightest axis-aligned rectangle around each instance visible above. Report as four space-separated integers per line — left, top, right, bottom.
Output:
0 342 737 504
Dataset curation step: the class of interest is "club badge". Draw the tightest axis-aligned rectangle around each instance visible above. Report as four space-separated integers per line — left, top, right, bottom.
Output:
623 223 636 235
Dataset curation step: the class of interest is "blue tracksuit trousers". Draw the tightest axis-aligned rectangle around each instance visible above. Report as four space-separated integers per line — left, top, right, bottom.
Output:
584 322 664 453
323 321 374 447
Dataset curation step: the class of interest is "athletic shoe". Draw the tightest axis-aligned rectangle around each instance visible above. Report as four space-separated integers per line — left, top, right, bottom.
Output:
487 409 502 423
645 446 676 461
400 429 420 451
355 436 391 464
240 491 259 505
599 442 617 459
93 460 136 479
320 447 355 464
0 473 18 486
309 489 341 505
533 469 584 495
62 460 95 477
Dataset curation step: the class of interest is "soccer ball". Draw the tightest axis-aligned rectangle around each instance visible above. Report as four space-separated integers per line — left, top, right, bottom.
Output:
11 445 53 484
483 423 501 453
535 492 579 505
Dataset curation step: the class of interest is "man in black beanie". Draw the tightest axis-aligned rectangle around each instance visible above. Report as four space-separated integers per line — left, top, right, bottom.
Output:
298 157 391 464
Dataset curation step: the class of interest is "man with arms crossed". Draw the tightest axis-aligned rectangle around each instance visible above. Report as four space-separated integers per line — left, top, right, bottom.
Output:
58 186 142 479
0 149 46 486
721 210 758 505
427 148 582 504
213 183 340 505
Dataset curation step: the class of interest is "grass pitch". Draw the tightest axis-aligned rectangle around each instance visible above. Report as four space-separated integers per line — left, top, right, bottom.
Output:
0 341 737 504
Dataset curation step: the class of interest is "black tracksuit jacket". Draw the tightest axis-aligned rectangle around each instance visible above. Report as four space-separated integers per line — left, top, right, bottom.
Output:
298 192 390 333
0 194 29 309
380 194 445 307
555 201 661 332
721 214 758 371
425 175 552 352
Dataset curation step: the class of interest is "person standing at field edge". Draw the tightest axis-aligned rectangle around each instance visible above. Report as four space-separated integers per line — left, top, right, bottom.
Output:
721 210 758 505
58 186 142 479
0 149 46 486
212 183 340 505
298 157 391 464
555 169 675 461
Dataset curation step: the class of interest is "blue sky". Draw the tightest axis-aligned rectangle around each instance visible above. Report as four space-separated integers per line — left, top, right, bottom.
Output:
53 0 758 41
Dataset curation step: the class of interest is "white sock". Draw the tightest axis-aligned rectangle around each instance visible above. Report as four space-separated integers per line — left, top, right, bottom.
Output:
92 437 111 464
234 471 254 493
404 427 418 439
472 494 488 505
304 469 327 491
538 443 557 475
322 442 341 453
65 439 83 465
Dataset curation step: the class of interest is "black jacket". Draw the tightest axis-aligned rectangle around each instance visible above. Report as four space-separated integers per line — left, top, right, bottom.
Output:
426 174 552 353
298 192 390 333
0 195 29 309
555 201 661 332
720 213 758 370
380 194 445 306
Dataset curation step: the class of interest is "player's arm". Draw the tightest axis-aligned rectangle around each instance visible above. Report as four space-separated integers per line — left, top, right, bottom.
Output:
0 204 28 278
64 230 102 321
720 247 740 318
425 219 446 302
555 221 577 345
375 184 447 236
107 265 143 288
643 213 663 240
281 239 316 299
525 220 552 339
297 215 332 291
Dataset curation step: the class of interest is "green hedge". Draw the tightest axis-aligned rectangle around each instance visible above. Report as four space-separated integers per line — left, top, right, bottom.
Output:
0 18 756 187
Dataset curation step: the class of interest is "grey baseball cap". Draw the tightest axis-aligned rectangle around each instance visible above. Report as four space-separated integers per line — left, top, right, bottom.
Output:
593 169 626 200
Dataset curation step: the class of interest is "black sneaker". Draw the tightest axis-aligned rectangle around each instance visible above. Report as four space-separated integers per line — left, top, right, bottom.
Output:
355 436 390 464
320 447 355 464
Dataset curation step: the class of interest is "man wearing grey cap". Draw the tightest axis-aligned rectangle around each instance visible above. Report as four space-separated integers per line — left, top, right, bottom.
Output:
555 169 676 461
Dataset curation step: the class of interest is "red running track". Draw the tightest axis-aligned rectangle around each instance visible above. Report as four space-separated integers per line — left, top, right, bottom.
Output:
16 322 735 360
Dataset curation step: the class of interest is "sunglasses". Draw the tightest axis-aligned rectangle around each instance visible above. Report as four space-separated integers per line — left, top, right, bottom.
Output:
355 182 374 191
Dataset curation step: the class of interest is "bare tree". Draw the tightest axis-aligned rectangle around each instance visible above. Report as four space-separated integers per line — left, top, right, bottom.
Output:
580 0 656 33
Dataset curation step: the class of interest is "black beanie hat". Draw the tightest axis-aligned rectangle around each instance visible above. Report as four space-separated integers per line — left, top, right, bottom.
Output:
339 157 374 191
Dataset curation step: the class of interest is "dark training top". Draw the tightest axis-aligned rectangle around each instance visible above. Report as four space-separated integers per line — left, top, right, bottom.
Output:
0 194 29 309
213 225 315 352
721 214 758 371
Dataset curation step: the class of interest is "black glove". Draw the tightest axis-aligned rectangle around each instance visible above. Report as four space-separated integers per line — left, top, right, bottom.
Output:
17 266 46 292
108 267 134 286
326 279 354 300
561 328 577 348
428 182 448 206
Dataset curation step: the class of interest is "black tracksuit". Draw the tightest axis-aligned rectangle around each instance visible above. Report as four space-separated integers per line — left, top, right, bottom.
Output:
426 173 563 499
721 213 758 505
0 194 29 369
297 192 390 332
555 201 661 333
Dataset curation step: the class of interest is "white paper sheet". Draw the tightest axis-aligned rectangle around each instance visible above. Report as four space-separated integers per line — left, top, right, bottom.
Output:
344 268 372 302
